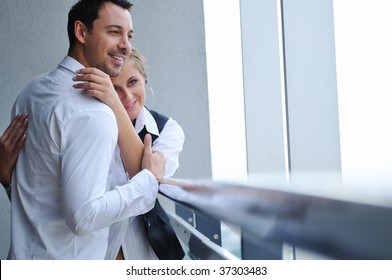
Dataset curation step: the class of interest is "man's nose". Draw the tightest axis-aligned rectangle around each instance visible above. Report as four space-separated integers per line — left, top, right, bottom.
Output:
118 36 131 54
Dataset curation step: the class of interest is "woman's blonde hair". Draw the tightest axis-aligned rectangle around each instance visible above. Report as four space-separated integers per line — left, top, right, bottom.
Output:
129 48 147 82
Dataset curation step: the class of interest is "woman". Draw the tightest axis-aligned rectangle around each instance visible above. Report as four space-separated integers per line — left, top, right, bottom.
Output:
75 49 185 259
1 49 185 259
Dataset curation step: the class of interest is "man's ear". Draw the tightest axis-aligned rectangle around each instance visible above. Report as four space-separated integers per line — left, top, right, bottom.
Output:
74 20 88 44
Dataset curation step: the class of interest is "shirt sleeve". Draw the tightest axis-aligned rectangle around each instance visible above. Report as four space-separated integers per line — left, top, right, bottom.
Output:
152 118 185 178
61 108 158 236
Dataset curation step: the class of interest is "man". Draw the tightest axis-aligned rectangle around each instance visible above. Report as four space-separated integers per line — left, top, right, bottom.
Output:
9 0 165 259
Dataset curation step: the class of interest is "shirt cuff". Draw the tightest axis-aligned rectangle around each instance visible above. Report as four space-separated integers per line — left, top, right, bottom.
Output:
137 169 159 185
128 169 159 203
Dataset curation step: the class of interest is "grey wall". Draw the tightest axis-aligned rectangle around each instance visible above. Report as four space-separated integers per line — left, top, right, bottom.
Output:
0 0 211 259
0 0 72 130
130 0 211 179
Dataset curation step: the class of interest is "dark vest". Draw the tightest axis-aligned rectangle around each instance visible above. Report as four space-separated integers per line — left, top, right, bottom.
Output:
139 109 185 260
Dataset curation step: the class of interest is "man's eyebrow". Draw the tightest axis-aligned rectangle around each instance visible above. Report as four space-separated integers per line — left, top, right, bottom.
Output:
105 25 124 29
105 25 134 34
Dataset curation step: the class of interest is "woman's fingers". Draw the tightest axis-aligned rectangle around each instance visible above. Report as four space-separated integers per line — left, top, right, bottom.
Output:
73 69 113 91
10 115 28 152
0 114 28 186
72 68 119 107
1 114 28 150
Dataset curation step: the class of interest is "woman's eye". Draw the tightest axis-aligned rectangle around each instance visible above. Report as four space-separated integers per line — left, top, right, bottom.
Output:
114 86 120 93
129 79 137 86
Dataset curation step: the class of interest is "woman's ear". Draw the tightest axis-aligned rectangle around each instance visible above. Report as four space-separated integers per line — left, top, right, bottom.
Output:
74 20 88 44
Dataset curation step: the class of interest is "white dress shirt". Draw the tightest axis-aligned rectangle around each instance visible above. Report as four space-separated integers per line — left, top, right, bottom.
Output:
105 107 185 259
9 56 158 260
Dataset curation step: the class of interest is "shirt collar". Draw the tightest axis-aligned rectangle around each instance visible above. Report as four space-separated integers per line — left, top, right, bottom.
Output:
59 56 85 74
134 107 160 137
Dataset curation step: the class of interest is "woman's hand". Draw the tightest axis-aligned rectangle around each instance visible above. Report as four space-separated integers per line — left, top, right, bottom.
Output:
141 134 166 180
0 114 28 187
73 67 122 110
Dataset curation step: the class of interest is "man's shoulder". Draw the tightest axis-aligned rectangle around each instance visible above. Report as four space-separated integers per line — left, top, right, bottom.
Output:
15 69 115 125
24 56 80 87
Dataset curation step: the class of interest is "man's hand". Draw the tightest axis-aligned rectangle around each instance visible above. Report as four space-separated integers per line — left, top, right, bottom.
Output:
141 134 165 180
0 114 28 186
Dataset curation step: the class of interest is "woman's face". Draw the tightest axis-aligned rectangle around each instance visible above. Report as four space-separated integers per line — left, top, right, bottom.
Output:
111 59 146 121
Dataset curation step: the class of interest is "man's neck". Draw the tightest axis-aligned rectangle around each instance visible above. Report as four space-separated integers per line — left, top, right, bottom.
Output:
68 47 89 68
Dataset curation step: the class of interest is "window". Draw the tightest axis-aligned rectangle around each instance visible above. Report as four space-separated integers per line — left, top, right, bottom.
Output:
334 0 392 175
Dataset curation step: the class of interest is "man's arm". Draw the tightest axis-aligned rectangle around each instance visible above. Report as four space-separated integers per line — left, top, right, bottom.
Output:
61 109 165 236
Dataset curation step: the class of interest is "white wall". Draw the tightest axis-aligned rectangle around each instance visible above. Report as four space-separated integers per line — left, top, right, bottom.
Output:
203 0 247 180
206 0 342 179
282 0 341 172
241 0 288 174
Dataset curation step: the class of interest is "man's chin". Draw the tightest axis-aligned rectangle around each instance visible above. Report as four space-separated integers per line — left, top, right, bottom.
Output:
107 68 121 77
100 64 121 77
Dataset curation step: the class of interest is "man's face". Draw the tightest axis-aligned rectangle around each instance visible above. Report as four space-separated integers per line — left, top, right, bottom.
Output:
84 3 133 77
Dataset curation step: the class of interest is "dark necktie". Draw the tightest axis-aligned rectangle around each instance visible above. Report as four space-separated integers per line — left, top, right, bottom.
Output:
138 125 158 143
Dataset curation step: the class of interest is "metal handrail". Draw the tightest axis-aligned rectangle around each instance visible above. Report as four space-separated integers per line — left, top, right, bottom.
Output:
160 172 392 260
167 211 239 260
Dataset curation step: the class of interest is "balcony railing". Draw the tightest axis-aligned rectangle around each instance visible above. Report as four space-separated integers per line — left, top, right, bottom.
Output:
159 171 392 260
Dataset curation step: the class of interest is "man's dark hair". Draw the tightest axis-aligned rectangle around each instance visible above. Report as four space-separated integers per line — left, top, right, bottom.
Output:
67 0 133 52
